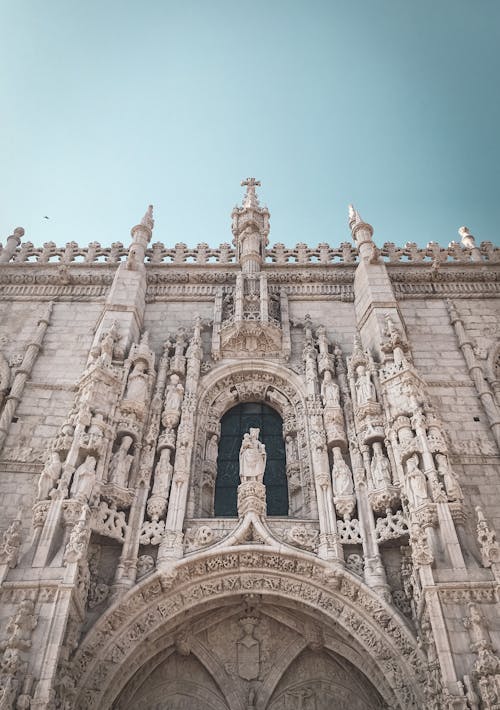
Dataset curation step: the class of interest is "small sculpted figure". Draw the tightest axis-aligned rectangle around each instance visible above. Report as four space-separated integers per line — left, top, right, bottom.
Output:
37 451 62 500
71 455 97 502
406 455 428 507
331 447 354 497
321 370 340 408
285 435 297 463
87 412 105 449
124 360 148 404
205 434 219 464
435 453 463 502
463 603 490 648
152 449 173 497
164 374 184 412
109 436 134 488
370 442 392 489
5 599 37 651
355 365 376 406
239 428 267 483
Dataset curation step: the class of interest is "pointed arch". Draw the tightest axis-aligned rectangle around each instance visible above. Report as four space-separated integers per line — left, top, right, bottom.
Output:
189 360 317 519
70 547 425 710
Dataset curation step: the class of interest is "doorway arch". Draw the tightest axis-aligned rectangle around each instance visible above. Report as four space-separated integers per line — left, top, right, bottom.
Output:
71 548 425 709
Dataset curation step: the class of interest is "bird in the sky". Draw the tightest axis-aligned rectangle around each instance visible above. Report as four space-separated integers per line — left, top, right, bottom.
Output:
43 216 50 220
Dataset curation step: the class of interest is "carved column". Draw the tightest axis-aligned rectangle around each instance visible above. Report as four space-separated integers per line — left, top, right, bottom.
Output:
0 301 53 451
447 299 500 448
157 322 202 565
0 226 24 263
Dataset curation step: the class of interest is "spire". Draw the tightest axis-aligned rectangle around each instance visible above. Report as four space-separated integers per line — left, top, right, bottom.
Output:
231 179 270 274
458 226 482 261
348 204 363 231
347 203 374 250
241 178 261 209
128 205 154 269
458 226 475 248
141 205 154 232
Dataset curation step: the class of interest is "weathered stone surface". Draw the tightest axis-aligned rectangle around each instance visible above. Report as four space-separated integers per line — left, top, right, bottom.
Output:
0 188 499 709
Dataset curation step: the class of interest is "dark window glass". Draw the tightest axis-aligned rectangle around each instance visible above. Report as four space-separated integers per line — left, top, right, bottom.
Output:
214 402 288 517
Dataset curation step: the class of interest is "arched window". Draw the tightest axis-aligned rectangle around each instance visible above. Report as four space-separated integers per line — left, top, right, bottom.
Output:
214 402 288 517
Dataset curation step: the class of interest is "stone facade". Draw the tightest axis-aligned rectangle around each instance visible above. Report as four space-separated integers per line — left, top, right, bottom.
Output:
0 181 499 709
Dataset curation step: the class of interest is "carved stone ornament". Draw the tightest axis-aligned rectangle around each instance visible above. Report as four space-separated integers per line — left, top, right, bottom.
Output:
0 519 22 568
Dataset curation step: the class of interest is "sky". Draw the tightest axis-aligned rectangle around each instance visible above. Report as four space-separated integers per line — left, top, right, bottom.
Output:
1 0 499 251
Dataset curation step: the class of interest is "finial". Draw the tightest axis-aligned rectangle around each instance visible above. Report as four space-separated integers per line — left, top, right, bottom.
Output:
458 226 475 248
348 203 374 246
141 205 154 232
348 204 362 230
241 178 261 208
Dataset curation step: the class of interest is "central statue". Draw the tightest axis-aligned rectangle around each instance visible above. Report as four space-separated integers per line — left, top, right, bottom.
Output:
239 428 267 483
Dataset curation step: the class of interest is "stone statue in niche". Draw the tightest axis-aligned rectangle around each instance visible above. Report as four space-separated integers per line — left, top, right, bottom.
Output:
124 360 149 405
304 346 318 397
355 365 376 405
90 321 120 366
321 370 340 408
163 374 184 428
222 292 234 320
285 435 298 463
463 603 492 650
37 451 62 500
331 447 354 497
205 434 219 463
152 449 173 497
108 436 134 487
71 455 97 502
435 453 463 502
406 454 428 507
239 428 267 483
370 442 392 489
86 412 105 450
3 598 38 651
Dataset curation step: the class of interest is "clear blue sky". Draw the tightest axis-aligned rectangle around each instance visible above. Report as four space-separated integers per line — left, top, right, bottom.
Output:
1 0 499 250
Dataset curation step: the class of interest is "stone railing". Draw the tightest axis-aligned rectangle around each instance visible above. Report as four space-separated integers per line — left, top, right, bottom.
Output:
0 238 498 266
264 242 357 264
380 241 499 264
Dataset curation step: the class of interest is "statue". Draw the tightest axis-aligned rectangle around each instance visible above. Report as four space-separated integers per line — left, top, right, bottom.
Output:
91 321 119 366
124 360 148 404
4 599 37 651
86 412 105 450
321 370 340 408
304 349 317 382
37 451 62 501
165 374 184 410
370 442 392 489
406 455 428 507
109 436 134 487
64 518 88 564
435 453 463 501
355 365 376 405
205 435 219 464
331 447 354 497
239 428 267 483
152 449 173 497
71 456 97 502
285 435 297 463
